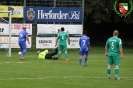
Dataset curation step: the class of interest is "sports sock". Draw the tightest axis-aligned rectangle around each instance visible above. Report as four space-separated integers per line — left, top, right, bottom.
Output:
115 68 119 78
21 50 26 57
58 53 61 59
79 58 82 66
107 68 111 77
65 53 68 59
64 51 68 59
84 57 88 65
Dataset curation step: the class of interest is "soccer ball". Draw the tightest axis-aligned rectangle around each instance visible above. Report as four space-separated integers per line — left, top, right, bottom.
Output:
18 52 22 55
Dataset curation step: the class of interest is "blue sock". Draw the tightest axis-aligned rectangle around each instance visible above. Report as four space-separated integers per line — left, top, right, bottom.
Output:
21 50 26 57
79 58 82 66
84 58 88 65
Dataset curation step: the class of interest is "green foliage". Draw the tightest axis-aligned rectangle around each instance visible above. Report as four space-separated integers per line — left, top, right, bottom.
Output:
85 0 133 24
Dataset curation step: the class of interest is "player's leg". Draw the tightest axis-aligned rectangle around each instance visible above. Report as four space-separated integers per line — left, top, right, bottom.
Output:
45 54 52 59
84 50 89 66
58 44 62 60
46 51 58 58
49 51 58 56
19 44 23 53
79 49 83 66
114 55 120 80
19 42 23 51
45 53 58 60
63 44 69 61
107 56 113 79
20 43 27 60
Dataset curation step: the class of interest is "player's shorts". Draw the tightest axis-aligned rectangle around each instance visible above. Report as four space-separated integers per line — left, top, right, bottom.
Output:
19 42 27 51
58 43 67 51
79 48 89 56
107 53 120 65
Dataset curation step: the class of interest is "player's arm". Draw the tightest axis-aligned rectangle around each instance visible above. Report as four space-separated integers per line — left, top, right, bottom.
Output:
66 33 70 45
88 44 91 51
119 47 123 59
105 40 108 56
105 46 108 56
26 35 30 44
55 39 58 47
55 34 59 47
68 38 70 45
78 38 81 47
88 37 91 51
119 39 123 59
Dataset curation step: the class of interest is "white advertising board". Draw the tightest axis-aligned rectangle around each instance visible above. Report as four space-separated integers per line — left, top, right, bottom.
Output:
36 37 80 49
0 24 32 35
0 37 31 48
37 24 82 35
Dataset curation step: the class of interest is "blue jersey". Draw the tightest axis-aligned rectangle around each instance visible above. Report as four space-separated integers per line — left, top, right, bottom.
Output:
18 30 28 43
79 35 90 51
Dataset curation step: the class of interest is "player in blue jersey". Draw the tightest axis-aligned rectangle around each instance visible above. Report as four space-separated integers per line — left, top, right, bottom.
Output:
18 27 30 60
79 30 91 66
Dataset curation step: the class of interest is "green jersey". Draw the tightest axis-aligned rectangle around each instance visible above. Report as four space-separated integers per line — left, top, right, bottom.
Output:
38 50 48 59
57 32 69 44
105 37 122 54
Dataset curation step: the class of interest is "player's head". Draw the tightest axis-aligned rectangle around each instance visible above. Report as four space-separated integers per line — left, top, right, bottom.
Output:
22 27 26 30
36 51 40 55
83 30 87 35
61 27 65 32
113 30 119 36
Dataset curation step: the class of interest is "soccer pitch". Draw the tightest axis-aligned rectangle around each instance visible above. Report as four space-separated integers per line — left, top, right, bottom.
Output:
0 46 133 88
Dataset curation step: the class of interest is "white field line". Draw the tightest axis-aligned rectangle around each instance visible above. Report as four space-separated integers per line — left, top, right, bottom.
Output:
0 76 133 80
0 59 132 64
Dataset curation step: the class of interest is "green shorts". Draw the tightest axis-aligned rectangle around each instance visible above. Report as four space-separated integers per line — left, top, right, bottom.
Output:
58 43 68 51
107 54 120 66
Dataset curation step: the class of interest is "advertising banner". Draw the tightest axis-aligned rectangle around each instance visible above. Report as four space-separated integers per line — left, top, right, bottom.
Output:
0 24 32 35
0 5 23 18
36 37 80 49
24 7 82 22
0 6 8 17
36 37 56 49
0 37 31 48
37 24 82 36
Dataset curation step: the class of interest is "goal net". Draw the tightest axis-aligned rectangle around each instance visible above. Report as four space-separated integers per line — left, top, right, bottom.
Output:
0 11 12 57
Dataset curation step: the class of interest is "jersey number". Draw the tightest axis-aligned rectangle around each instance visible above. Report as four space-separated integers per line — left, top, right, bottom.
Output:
111 42 114 49
19 33 23 38
82 40 86 45
61 35 64 40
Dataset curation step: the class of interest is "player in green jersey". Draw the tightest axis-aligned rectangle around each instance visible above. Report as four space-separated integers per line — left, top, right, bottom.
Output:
105 30 123 80
55 27 70 62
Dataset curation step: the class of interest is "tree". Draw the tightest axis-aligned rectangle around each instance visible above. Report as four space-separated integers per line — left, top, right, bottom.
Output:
84 0 133 24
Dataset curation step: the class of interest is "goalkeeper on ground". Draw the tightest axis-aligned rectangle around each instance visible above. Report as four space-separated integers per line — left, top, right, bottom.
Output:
37 48 58 60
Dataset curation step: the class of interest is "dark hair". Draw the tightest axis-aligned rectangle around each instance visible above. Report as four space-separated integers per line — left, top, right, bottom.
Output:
23 27 26 29
83 30 87 35
61 27 64 31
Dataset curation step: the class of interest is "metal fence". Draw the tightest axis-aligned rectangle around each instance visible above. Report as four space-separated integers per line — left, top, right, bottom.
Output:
0 0 84 51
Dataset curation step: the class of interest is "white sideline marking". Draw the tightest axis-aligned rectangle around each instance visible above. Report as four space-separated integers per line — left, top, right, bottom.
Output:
0 76 132 80
3 62 10 63
0 62 32 64
16 62 31 63
0 59 132 64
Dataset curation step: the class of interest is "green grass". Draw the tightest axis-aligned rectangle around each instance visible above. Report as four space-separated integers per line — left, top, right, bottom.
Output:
0 46 133 88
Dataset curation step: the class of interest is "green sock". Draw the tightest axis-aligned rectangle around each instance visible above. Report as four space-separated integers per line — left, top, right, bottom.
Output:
115 68 119 78
58 53 61 59
65 53 68 59
107 68 111 77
